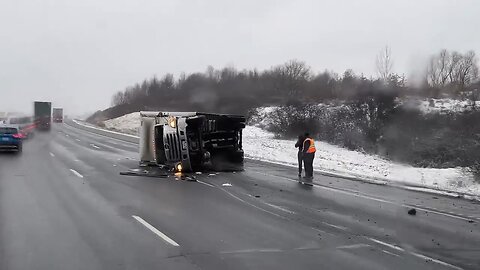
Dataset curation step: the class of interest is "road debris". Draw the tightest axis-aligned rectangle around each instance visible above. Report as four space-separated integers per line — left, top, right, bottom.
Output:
408 208 417 215
120 168 168 178
222 183 233 187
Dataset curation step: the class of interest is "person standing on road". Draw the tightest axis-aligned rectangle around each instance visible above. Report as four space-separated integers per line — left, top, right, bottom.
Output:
302 133 316 179
295 134 306 177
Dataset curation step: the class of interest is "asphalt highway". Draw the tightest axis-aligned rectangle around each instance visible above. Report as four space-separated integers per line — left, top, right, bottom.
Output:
0 122 479 270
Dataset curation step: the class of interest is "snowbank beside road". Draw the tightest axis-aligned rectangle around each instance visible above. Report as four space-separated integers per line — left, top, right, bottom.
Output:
99 112 480 197
243 126 479 196
103 113 139 135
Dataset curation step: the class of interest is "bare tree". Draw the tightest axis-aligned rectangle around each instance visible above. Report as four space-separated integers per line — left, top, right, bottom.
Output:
456 51 479 92
448 51 462 85
427 49 450 87
376 46 393 81
427 49 479 94
427 56 441 87
278 59 311 97
438 49 451 86
111 91 125 106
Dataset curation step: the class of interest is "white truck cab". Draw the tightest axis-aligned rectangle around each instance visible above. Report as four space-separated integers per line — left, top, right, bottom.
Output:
139 111 245 172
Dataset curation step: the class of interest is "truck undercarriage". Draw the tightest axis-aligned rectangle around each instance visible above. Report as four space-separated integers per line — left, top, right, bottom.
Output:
140 112 245 172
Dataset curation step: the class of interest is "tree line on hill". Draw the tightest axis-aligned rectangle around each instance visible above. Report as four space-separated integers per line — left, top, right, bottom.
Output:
91 48 479 175
109 48 478 117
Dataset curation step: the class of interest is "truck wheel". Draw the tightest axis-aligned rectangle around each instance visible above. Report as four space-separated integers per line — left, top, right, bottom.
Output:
17 144 23 153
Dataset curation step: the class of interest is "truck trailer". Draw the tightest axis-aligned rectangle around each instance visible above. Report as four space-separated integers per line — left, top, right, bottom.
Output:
52 108 64 123
34 101 52 131
139 111 245 172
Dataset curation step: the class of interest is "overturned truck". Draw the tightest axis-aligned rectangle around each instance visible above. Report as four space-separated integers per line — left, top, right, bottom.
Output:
139 112 245 172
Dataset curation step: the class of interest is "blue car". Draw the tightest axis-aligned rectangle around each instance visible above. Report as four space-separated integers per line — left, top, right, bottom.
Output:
0 125 23 152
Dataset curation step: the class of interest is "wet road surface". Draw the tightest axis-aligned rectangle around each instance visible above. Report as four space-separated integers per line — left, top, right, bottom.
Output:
0 121 479 270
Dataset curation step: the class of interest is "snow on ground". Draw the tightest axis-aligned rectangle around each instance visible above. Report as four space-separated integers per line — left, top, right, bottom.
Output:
243 126 479 196
409 98 480 114
103 113 140 135
100 112 480 197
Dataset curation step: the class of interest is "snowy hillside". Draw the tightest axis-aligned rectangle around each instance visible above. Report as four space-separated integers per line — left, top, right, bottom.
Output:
251 98 480 128
243 126 477 196
104 113 140 135
98 112 479 197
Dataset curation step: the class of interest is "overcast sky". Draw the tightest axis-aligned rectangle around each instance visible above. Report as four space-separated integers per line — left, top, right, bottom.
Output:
0 0 478 115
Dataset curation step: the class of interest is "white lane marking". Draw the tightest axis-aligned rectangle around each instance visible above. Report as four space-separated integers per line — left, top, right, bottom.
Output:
367 238 405 252
49 152 55 157
221 248 283 254
405 205 476 222
265 203 295 214
368 237 463 269
337 243 371 250
221 188 286 219
90 143 100 149
322 222 348 231
250 171 391 204
70 169 84 178
250 171 478 222
132 215 179 246
411 252 463 270
382 250 401 257
197 180 215 188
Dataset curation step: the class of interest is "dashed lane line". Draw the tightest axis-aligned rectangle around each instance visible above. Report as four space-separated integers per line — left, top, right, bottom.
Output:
321 222 348 231
196 180 215 188
382 250 401 257
411 252 463 270
90 143 100 149
69 169 84 178
367 238 405 252
132 215 180 246
367 237 463 270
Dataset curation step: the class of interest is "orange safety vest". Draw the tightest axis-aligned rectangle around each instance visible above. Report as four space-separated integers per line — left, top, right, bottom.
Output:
304 138 316 153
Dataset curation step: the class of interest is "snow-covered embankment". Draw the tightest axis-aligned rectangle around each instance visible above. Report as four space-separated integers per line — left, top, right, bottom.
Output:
102 112 480 198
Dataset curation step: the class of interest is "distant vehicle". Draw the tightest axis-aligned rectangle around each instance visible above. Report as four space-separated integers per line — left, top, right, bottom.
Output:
52 108 63 123
34 101 52 131
4 115 35 138
0 125 24 153
140 111 245 172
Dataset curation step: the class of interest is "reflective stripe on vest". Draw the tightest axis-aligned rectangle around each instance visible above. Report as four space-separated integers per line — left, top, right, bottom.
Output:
304 138 316 153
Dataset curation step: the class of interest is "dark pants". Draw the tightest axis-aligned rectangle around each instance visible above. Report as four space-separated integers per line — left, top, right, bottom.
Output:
297 151 303 175
303 152 315 178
